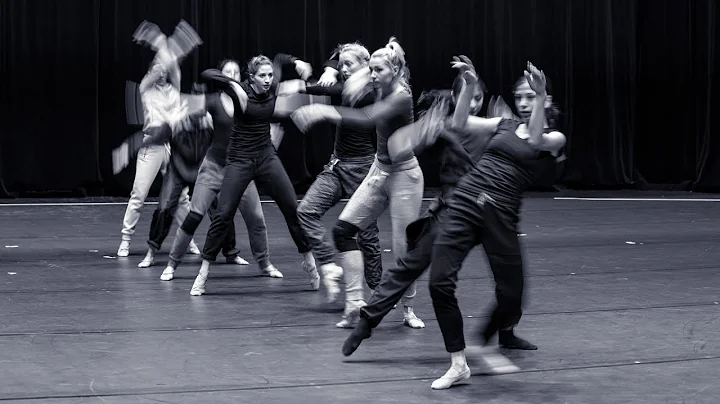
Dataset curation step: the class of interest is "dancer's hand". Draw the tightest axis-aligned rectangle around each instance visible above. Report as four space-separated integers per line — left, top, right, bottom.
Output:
294 60 313 80
317 68 339 87
451 55 477 85
112 143 130 175
291 105 326 133
132 21 166 50
524 62 546 96
277 79 306 96
167 20 203 60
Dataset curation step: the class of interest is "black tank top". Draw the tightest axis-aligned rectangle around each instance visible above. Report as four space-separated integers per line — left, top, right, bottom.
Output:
468 118 563 215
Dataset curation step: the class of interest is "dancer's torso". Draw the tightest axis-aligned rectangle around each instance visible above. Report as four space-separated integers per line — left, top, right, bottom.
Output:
227 81 278 161
334 86 377 160
463 118 561 215
374 91 414 165
204 92 233 165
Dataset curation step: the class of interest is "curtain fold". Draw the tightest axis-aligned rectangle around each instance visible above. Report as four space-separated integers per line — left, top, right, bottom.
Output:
0 0 718 196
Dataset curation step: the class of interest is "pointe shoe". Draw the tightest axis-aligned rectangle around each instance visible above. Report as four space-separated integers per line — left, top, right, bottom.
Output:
430 365 471 390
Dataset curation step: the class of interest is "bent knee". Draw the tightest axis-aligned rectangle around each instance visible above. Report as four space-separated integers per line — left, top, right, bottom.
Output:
332 220 360 252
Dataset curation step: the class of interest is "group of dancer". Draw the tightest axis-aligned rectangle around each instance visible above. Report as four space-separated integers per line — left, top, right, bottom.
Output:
112 20 566 390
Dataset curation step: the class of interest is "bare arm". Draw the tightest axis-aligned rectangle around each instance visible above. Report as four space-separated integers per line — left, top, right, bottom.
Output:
200 69 248 113
523 62 566 152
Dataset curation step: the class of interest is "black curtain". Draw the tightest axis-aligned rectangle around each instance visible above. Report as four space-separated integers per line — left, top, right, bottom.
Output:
1 0 718 197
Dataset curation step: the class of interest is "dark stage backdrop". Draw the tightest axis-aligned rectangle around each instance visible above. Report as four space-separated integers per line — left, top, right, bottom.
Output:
1 0 719 197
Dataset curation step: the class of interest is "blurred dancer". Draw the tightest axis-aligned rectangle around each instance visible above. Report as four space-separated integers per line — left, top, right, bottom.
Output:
291 37 425 329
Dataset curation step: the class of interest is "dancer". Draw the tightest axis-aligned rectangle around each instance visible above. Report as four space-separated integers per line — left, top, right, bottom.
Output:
116 20 202 258
341 56 491 354
291 37 425 329
287 43 383 304
190 53 317 296
427 61 566 389
158 59 280 281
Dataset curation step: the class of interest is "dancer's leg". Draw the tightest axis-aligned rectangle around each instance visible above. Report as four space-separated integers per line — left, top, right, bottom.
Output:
254 153 318 289
191 160 254 296
387 164 425 328
237 181 280 277
297 165 344 300
118 143 166 257
343 207 442 356
480 205 536 350
333 163 390 328
140 164 186 267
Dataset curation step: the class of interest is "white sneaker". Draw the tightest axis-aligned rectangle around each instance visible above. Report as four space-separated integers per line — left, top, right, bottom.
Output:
430 365 471 390
261 264 283 278
403 307 426 329
187 240 201 255
117 240 130 257
160 266 175 281
320 263 343 303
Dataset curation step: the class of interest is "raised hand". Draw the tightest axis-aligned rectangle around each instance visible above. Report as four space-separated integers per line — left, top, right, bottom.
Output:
294 60 313 81
132 21 166 50
524 61 547 95
450 55 477 84
167 20 203 60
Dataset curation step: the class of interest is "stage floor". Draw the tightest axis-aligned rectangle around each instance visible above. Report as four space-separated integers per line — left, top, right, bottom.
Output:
1 191 719 403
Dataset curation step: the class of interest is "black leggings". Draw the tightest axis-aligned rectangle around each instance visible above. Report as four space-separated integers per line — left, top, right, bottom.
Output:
428 186 524 353
202 150 310 261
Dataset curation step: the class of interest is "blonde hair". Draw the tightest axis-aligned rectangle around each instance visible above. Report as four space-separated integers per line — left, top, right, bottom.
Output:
370 36 411 93
331 42 370 64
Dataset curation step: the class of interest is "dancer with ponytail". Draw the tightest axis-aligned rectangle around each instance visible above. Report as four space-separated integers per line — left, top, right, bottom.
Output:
189 53 317 296
291 37 425 329
426 61 565 389
282 42 383 303
116 20 202 258
158 59 280 281
341 56 490 354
